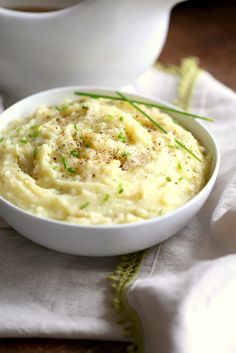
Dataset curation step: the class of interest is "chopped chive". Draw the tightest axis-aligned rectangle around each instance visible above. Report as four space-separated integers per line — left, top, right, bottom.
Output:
119 116 124 122
121 151 131 158
178 177 184 181
19 138 28 144
61 156 76 173
84 143 91 148
52 165 59 171
30 125 39 130
56 104 68 112
62 104 69 111
74 91 214 122
0 137 4 143
118 183 124 194
82 105 88 110
70 150 80 158
117 131 127 143
177 162 182 170
103 193 110 202
61 156 68 170
80 201 90 210
29 131 40 138
158 209 163 216
29 125 41 138
166 176 172 182
16 127 23 134
33 148 38 159
74 124 79 131
105 114 114 120
67 167 76 174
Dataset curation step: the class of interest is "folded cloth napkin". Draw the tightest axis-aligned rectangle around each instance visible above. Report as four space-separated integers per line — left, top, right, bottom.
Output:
125 60 236 353
0 58 236 353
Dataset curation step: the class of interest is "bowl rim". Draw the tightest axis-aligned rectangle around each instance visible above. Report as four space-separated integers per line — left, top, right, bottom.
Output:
0 85 221 230
0 1 86 18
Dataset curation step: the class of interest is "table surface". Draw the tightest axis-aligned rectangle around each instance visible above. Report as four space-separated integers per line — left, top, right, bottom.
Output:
0 1 235 353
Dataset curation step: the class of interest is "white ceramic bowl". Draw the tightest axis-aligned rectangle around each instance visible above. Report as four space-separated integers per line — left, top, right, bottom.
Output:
0 87 220 256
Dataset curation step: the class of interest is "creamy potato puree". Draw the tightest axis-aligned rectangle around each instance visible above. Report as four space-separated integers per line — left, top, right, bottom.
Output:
0 97 210 224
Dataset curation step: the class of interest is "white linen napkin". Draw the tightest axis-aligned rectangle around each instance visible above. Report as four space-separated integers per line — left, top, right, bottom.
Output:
125 66 236 353
1 59 236 353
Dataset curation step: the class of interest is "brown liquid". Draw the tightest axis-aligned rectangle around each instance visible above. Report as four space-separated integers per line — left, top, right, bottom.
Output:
3 7 61 12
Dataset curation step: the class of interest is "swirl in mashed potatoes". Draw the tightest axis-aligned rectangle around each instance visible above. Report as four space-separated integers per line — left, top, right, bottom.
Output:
0 97 211 224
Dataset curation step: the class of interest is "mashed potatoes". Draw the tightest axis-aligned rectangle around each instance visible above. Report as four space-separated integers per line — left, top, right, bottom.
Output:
0 97 210 224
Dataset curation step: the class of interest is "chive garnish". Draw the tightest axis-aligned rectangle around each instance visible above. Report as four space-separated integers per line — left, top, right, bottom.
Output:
103 193 110 202
74 124 79 132
30 125 39 130
29 125 41 138
105 114 114 120
117 91 202 162
74 91 214 122
67 167 76 174
70 150 80 158
117 131 127 143
56 104 68 112
85 143 91 148
29 131 40 138
118 183 124 194
61 156 68 170
61 156 77 174
121 151 131 158
0 137 4 143
33 148 38 159
119 116 124 122
19 138 28 144
166 176 172 182
80 201 90 210
52 165 59 171
177 162 182 170
16 127 23 134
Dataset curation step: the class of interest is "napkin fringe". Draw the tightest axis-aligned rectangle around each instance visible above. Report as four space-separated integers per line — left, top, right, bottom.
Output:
177 57 201 110
108 251 145 353
156 57 201 110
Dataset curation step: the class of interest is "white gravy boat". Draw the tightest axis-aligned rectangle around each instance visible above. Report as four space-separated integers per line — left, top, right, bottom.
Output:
0 0 184 104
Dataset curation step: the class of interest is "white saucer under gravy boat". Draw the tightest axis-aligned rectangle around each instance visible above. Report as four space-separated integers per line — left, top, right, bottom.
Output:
0 0 185 105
